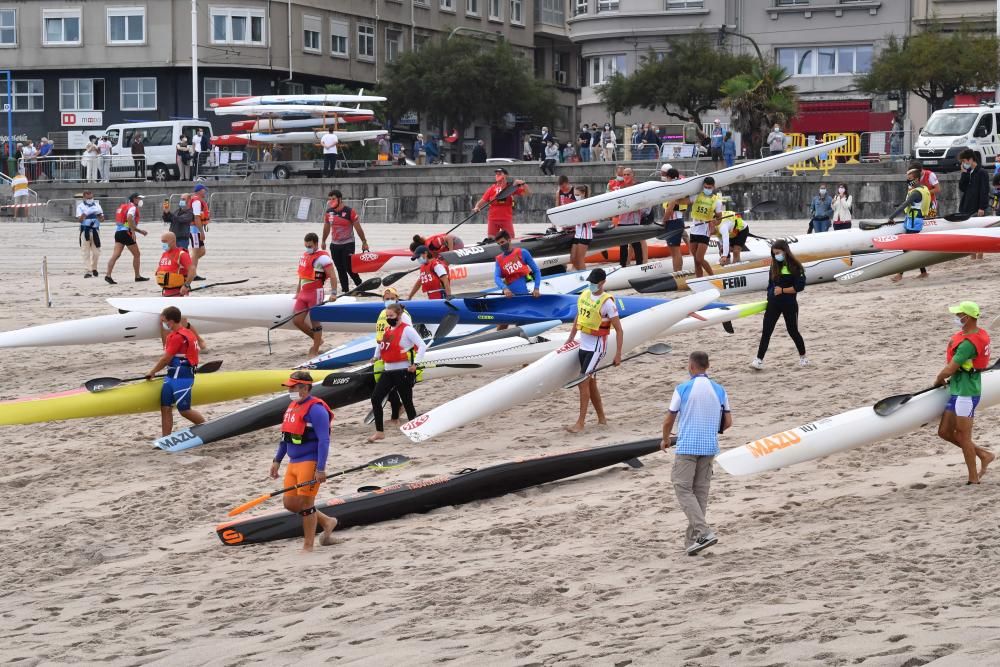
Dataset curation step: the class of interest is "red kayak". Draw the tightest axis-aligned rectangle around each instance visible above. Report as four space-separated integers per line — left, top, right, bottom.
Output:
872 228 1000 253
586 241 689 263
230 116 373 131
351 249 413 273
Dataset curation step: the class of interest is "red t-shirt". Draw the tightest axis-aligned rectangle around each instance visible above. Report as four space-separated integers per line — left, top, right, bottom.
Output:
482 182 524 224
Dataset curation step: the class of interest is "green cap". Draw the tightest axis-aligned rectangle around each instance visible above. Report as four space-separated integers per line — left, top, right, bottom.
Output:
948 301 980 318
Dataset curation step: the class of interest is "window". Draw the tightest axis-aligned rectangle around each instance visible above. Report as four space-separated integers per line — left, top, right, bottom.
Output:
303 15 321 53
107 7 145 44
537 0 564 24
510 0 523 23
120 77 156 110
597 0 618 12
358 23 374 59
587 54 625 86
467 0 479 15
283 82 304 94
0 80 43 111
441 0 455 10
776 0 809 5
575 0 588 15
489 0 502 20
43 9 81 45
776 45 873 76
203 77 251 109
386 28 401 63
330 20 348 56
414 33 430 51
667 0 703 7
0 9 16 46
210 8 266 46
60 79 105 111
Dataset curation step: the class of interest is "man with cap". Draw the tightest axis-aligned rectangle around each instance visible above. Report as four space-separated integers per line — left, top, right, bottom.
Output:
270 370 338 551
473 167 528 240
935 301 994 485
188 183 210 280
408 244 451 300
106 192 149 284
660 165 690 273
145 305 206 437
564 268 623 433
494 230 541 297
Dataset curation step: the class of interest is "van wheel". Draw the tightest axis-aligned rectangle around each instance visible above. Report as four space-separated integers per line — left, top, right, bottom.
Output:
274 165 291 180
151 164 171 182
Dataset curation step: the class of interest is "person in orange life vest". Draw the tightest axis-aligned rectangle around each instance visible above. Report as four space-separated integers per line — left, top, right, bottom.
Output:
411 232 464 257
378 287 414 426
569 184 593 270
269 370 338 551
368 303 427 443
144 306 206 437
157 232 193 297
564 268 623 434
473 167 528 239
408 245 451 300
294 232 337 357
934 301 994 485
188 183 210 281
493 230 541 297
105 192 150 285
322 189 369 292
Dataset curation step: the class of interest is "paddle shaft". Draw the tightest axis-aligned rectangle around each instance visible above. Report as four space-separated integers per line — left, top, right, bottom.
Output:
445 181 519 235
86 360 222 392
190 278 250 292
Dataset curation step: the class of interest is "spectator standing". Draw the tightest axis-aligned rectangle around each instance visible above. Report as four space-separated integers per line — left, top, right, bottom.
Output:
471 140 487 164
82 135 99 183
722 131 736 168
97 135 113 182
600 123 616 162
808 185 834 233
541 139 559 176
21 140 38 182
77 190 105 277
522 136 533 161
162 194 193 251
37 137 53 180
321 129 339 177
10 167 29 219
710 120 725 168
424 135 440 164
643 123 661 160
766 125 786 157
175 135 193 181
958 148 990 260
630 124 642 158
540 126 553 145
578 125 592 162
832 184 853 230
590 123 602 160
414 133 426 165
193 128 206 176
130 132 146 180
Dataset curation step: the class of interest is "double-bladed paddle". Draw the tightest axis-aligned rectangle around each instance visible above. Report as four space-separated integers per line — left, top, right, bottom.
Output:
84 359 223 393
189 278 250 292
226 453 411 517
563 343 671 389
445 181 520 235
266 276 383 354
874 359 1000 416
322 361 482 385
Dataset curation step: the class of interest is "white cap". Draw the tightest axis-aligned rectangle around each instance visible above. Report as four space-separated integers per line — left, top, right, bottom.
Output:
660 163 673 172
713 118 721 123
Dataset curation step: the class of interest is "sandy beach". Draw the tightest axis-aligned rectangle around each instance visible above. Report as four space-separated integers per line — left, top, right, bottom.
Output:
2 215 999 666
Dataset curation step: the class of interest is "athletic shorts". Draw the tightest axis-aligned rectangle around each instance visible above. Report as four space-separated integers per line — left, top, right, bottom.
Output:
190 229 204 249
161 375 194 411
176 237 190 250
664 219 686 247
578 337 607 374
293 286 325 313
730 227 750 249
284 460 320 497
710 147 723 161
689 234 711 246
114 230 136 246
571 237 592 247
946 394 980 418
487 219 515 240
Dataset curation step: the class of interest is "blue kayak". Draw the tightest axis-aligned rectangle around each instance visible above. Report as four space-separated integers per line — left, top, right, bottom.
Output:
310 295 730 327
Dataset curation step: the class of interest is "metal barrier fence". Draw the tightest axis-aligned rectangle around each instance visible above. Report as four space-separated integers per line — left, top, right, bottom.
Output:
40 192 170 231
193 150 256 181
246 191 287 223
14 152 256 184
207 191 251 223
860 130 912 162
286 195 330 224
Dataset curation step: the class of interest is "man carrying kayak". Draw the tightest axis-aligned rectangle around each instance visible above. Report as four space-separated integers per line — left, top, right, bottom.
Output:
408 245 451 300
145 306 206 437
295 232 337 357
270 370 338 551
564 268 623 433
369 302 426 443
156 232 193 297
935 301 994 485
473 167 528 239
660 166 690 273
494 230 541 297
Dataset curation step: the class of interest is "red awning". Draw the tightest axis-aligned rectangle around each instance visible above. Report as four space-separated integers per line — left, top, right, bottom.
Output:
789 100 893 134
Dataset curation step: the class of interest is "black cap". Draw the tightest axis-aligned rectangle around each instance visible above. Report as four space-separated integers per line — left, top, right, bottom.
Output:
411 245 428 260
128 192 143 201
494 167 509 175
586 268 607 283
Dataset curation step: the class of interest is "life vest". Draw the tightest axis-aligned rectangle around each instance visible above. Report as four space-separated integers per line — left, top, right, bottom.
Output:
425 233 449 256
375 307 409 342
662 197 688 214
947 328 991 372
378 322 413 363
904 185 931 232
716 212 746 237
281 395 333 445
576 290 614 336
496 247 533 284
418 258 447 295
166 327 200 367
297 249 330 287
919 170 938 208
325 205 357 244
691 192 720 222
156 248 189 289
115 202 139 232
189 194 210 224
557 188 576 206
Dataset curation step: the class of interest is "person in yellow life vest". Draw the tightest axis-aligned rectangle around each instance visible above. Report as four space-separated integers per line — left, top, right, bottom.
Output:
156 232 193 297
269 371 338 551
375 287 415 426
888 168 930 282
369 303 426 443
564 268 623 434
715 210 749 265
934 301 994 485
689 176 723 277
293 232 337 357
660 165 689 273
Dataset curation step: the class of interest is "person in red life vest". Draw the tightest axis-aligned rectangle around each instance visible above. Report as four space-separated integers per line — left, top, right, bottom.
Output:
321 189 370 293
156 232 192 297
269 370 338 551
369 303 426 442
188 183 210 281
473 167 528 239
144 306 206 437
411 232 464 257
493 230 541 297
294 232 337 357
934 301 994 485
555 174 575 207
407 245 451 300
105 192 149 284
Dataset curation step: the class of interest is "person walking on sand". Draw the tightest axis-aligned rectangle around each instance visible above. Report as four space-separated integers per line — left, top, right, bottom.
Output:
155 232 193 297
935 301 994 485
105 193 149 284
144 306 206 437
369 303 426 443
270 371 338 551
376 288 414 427
473 167 528 240
661 350 731 556
569 185 594 271
294 233 337 357
750 240 808 370
322 189 369 293
77 190 105 278
564 268 623 434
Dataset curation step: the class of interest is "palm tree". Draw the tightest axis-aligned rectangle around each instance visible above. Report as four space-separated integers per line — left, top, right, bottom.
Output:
721 61 798 159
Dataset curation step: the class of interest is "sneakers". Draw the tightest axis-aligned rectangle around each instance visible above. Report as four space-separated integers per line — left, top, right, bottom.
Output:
84 272 92 279
105 275 117 285
749 358 764 370
92 270 99 277
799 357 810 367
135 276 150 282
192 275 206 281
687 532 718 556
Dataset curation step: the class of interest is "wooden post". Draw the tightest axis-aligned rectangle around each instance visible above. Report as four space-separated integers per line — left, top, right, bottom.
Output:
42 255 51 307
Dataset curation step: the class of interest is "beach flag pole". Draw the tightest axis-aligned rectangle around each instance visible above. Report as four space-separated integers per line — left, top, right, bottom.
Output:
41 256 51 307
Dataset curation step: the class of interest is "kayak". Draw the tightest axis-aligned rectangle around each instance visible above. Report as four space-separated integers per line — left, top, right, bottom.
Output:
834 250 966 284
872 227 1000 253
216 438 661 545
351 250 572 279
209 94 386 108
399 289 721 442
212 104 372 116
0 369 336 426
717 368 1000 476
231 116 375 132
546 140 846 228
211 130 386 147
586 242 681 263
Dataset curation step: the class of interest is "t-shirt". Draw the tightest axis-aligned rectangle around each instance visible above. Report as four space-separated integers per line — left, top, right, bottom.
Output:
949 339 982 397
579 295 618 352
321 133 339 155
97 140 112 156
669 375 730 456
11 174 29 198
76 200 104 227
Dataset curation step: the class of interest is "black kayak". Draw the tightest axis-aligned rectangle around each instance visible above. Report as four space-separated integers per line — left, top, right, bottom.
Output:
216 438 662 546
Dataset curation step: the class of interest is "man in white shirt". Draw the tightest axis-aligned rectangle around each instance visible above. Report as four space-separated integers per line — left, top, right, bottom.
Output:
97 135 113 182
321 131 339 178
76 190 105 277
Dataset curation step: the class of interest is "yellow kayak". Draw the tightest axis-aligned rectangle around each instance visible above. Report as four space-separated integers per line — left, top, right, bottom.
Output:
0 370 336 426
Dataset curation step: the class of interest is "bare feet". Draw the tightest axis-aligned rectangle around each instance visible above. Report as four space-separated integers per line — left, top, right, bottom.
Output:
320 520 337 546
308 344 322 357
388 418 400 427
367 431 385 443
979 451 994 478
916 272 929 279
890 274 903 283
564 423 585 434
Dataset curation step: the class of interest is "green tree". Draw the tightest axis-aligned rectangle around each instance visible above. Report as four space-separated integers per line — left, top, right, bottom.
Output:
858 29 1000 111
595 72 633 129
721 60 799 159
627 33 755 126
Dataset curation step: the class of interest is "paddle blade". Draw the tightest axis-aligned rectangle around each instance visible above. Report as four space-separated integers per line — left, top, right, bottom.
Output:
722 321 735 334
364 409 376 425
198 360 224 374
348 276 383 295
563 374 591 390
646 343 672 355
750 199 779 214
873 393 913 417
381 269 411 286
367 453 410 470
943 212 973 222
227 493 271 517
84 377 123 393
433 313 460 342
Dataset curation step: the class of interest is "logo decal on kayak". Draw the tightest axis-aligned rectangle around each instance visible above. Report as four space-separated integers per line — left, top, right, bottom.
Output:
873 235 898 243
746 430 802 458
358 253 380 261
477 315 495 320
220 529 244 544
556 340 580 353
402 414 430 430
713 276 747 290
325 377 350 385
454 246 486 257
838 270 863 281
449 266 469 280
157 430 198 451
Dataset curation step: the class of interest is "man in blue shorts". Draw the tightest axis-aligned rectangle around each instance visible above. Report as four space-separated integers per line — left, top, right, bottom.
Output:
145 306 206 436
660 165 689 273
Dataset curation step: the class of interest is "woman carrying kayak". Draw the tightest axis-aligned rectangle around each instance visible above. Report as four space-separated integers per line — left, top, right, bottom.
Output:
569 184 592 271
369 303 426 442
750 240 808 370
376 287 414 427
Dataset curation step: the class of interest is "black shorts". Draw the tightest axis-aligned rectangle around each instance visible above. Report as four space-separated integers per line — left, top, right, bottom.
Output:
689 234 711 246
114 230 136 246
730 227 750 249
571 237 592 247
664 219 685 247
710 147 723 161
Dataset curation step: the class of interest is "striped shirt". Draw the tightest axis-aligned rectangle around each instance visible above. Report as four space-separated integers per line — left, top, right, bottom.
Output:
668 374 730 456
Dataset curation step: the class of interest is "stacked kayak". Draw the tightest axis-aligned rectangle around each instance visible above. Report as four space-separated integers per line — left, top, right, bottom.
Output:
872 227 1000 253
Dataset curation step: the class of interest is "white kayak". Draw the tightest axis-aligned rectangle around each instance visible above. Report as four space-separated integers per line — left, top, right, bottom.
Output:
546 140 846 227
215 130 386 145
210 94 386 108
241 117 369 132
213 104 372 116
399 289 721 442
834 250 966 284
717 368 1000 476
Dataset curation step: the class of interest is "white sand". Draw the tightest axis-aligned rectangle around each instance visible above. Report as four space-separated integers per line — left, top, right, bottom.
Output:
2 217 999 665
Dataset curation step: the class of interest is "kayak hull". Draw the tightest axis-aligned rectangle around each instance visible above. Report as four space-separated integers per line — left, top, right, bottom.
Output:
209 94 386 108
872 228 1000 253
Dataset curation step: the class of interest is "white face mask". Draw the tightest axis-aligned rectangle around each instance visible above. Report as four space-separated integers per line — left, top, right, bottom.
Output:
384 299 398 306
703 188 713 196
819 189 827 196
288 390 300 400
137 199 144 208
838 187 846 194
954 316 966 328
161 322 171 331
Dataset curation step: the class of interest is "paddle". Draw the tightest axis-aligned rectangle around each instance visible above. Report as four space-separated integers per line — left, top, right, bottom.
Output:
189 278 249 292
226 453 411 517
859 211 971 232
85 359 223 393
874 359 1000 416
563 343 672 389
432 312 460 342
321 362 482 385
266 276 383 354
445 181 519 235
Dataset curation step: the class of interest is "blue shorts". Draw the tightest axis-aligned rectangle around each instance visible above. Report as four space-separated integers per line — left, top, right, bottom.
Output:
946 394 980 418
665 219 686 247
161 373 195 411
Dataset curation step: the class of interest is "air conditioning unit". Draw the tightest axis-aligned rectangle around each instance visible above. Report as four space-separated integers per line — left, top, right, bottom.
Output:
555 70 567 85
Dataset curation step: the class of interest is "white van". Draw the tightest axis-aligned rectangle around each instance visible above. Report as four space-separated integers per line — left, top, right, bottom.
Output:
104 120 213 181
913 104 1000 172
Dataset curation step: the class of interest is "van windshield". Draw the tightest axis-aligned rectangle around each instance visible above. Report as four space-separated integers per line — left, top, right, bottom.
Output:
923 113 978 137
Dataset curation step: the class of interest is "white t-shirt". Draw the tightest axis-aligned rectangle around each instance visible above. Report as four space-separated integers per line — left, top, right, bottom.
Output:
76 200 104 226
321 133 339 155
97 140 112 156
579 294 619 352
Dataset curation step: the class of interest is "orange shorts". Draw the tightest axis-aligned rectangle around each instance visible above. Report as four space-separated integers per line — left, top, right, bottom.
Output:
283 461 320 497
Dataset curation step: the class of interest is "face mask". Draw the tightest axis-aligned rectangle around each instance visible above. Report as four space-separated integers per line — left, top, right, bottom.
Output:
384 298 398 306
589 282 601 293
137 199 144 208
954 316 965 328
774 253 785 262
819 189 827 196
162 242 170 251
838 187 846 194
84 198 94 205
179 200 188 209
616 176 624 181
161 322 171 331
418 257 427 265
907 180 917 188
774 127 780 132
305 245 314 252
962 162 971 171
703 188 713 196
288 391 300 400
386 317 399 327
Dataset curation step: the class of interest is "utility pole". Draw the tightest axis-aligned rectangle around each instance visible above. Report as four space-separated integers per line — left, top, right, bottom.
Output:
192 0 199 118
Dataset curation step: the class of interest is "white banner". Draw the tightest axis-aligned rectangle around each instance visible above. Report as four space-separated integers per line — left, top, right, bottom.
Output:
61 111 104 127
